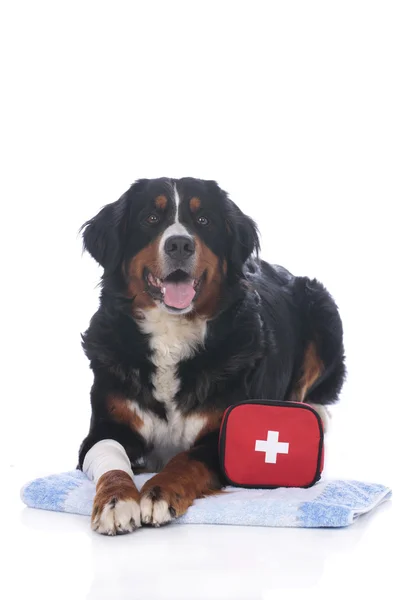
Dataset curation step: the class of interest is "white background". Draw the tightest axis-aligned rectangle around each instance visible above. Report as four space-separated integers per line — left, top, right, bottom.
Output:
1 2 399 599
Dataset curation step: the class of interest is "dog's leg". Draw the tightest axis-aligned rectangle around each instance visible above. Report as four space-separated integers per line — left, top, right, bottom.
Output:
82 439 141 535
140 431 222 526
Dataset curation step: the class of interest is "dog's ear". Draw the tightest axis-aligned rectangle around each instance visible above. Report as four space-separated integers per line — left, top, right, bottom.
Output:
206 180 259 276
80 193 129 271
225 199 260 274
228 202 260 266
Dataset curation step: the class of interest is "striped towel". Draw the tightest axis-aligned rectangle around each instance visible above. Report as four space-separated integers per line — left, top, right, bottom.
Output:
21 470 391 528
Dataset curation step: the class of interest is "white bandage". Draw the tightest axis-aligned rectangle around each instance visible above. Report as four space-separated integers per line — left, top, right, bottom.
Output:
82 439 134 485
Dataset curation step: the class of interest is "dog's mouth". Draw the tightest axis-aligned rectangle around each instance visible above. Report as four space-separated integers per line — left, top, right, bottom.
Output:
144 268 204 311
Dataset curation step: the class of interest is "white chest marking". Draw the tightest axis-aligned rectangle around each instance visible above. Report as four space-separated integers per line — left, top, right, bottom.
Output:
139 307 206 402
133 308 207 466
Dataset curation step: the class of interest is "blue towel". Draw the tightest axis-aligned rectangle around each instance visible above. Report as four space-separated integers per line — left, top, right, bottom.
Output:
21 470 391 528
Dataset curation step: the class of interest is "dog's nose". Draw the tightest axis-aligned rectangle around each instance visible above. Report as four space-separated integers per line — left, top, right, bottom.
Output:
164 236 195 260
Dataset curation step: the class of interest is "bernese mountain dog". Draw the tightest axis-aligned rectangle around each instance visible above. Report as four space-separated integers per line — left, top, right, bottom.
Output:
78 177 345 535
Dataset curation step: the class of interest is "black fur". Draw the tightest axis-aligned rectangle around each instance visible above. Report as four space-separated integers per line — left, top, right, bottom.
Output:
78 177 345 480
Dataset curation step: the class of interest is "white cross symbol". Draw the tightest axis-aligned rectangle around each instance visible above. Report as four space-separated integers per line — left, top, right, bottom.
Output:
255 430 290 464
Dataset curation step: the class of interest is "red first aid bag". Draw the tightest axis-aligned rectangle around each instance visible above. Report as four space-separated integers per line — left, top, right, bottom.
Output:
219 401 324 488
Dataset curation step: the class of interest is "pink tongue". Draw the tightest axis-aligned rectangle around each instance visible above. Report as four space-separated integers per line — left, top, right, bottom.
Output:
163 281 196 309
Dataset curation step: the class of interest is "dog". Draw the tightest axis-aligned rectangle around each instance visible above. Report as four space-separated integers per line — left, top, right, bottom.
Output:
78 177 345 535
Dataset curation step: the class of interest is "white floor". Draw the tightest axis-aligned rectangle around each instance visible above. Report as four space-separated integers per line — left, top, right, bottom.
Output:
5 397 397 600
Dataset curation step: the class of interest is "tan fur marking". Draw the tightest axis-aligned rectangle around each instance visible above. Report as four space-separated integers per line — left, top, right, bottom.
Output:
108 396 144 431
196 410 224 441
294 342 324 402
125 238 163 311
191 236 224 318
92 470 140 527
140 451 221 519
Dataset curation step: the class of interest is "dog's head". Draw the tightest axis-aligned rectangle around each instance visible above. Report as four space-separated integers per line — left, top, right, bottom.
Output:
82 177 259 316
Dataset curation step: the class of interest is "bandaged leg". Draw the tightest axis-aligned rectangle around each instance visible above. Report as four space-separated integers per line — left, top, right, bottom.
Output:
82 440 140 536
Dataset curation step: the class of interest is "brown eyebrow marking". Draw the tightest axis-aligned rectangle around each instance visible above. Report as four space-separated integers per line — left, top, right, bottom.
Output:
155 195 167 210
190 197 201 212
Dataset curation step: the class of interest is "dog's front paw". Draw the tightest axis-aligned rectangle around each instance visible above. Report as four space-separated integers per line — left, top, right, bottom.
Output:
92 470 141 536
139 482 190 527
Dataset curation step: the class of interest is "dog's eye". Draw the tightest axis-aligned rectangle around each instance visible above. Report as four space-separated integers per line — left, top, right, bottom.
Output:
197 216 209 226
146 214 160 225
